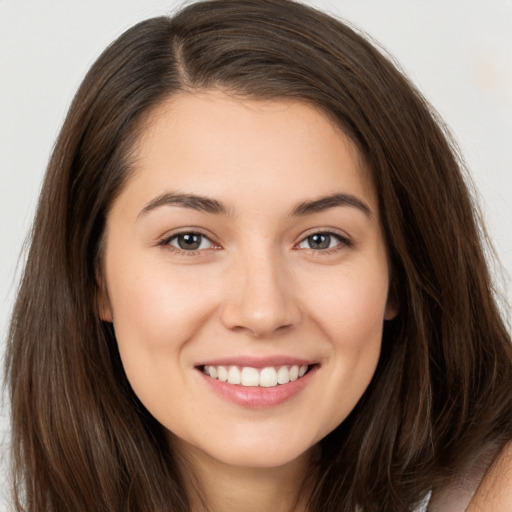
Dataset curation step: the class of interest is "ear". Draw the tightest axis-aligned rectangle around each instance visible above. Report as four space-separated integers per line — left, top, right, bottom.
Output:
384 283 399 320
384 299 399 321
96 276 113 322
384 274 400 320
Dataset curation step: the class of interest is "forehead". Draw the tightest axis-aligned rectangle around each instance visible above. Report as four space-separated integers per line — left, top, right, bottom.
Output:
122 91 377 214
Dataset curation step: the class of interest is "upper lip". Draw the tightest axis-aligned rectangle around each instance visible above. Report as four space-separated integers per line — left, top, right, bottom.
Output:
195 355 316 369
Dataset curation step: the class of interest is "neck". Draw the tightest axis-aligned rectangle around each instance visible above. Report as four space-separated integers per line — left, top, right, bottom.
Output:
173 440 314 512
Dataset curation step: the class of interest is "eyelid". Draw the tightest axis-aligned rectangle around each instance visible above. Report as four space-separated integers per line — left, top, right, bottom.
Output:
158 228 222 254
156 226 352 256
294 228 353 251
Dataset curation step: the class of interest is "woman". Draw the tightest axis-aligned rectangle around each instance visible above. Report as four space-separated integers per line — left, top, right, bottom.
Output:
6 0 512 510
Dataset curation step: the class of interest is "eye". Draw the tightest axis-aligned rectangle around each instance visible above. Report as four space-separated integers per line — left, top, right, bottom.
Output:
297 232 349 251
164 232 214 251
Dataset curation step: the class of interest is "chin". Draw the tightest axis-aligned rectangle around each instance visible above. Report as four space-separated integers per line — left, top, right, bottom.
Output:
219 444 313 469
170 428 317 471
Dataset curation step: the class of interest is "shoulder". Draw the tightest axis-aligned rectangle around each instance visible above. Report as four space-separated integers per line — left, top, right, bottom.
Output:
428 442 512 512
466 440 512 511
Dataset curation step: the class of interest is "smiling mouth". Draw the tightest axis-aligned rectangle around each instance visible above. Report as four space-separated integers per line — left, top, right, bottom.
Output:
200 364 314 388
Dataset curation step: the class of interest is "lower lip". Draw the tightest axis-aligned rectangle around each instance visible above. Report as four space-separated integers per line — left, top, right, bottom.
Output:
198 366 318 408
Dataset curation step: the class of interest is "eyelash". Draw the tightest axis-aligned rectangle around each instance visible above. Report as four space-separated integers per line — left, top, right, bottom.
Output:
295 231 352 254
158 230 352 256
159 230 218 256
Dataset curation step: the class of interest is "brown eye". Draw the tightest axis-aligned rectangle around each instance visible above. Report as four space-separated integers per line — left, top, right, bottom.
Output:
167 233 213 251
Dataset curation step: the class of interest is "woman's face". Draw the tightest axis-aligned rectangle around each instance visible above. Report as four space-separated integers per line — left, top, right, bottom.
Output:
100 91 395 470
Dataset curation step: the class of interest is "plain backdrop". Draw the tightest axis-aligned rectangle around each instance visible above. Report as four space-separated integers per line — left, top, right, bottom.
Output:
1 0 511 506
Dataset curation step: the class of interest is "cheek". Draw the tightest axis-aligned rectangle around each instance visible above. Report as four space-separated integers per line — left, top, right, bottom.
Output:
108 262 211 348
300 263 389 432
104 259 218 397
306 263 390 342
105 261 218 419
320 273 387 386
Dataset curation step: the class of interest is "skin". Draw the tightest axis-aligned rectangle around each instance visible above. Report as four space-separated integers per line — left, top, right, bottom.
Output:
428 441 512 511
467 441 512 511
99 91 396 511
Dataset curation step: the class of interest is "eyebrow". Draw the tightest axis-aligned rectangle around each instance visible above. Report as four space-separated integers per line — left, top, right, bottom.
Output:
138 192 231 218
137 191 372 219
290 193 373 218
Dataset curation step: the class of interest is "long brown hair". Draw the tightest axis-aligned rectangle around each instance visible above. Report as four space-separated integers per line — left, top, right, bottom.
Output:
6 1 512 511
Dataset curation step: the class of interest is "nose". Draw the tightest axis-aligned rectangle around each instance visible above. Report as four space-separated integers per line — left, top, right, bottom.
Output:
219 252 302 338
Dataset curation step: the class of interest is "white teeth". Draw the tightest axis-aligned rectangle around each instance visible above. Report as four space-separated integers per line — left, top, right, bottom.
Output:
241 367 259 386
259 367 278 387
217 365 228 382
203 364 310 387
277 366 290 384
227 366 241 384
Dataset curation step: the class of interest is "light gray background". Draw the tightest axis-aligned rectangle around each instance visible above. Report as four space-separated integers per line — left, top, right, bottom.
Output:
1 0 511 506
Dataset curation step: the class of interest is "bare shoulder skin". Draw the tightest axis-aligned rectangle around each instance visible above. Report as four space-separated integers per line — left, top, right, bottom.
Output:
428 442 512 512
467 441 512 511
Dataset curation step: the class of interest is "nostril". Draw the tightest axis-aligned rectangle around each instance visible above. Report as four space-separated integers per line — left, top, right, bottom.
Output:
219 285 302 338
